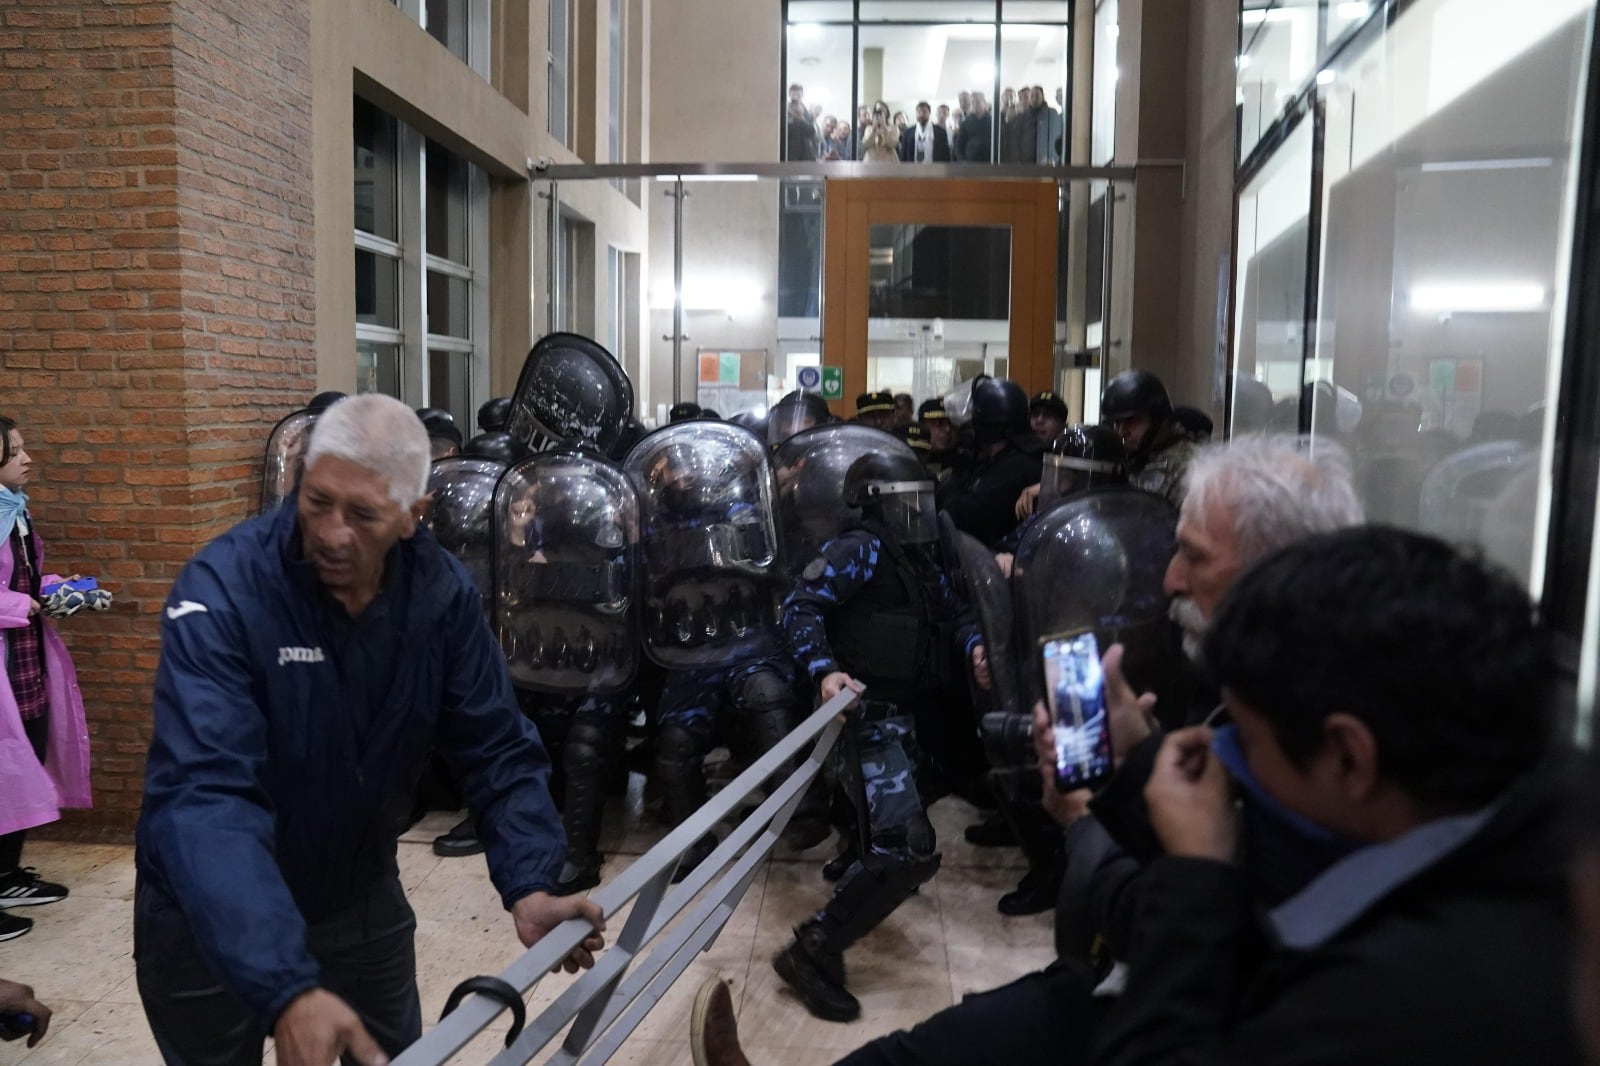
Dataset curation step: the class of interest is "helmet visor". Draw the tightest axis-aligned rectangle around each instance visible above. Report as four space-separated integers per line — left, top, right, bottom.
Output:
1039 454 1121 506
768 404 819 446
864 480 939 544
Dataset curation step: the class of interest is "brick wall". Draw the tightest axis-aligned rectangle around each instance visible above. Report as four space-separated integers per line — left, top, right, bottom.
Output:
0 0 315 839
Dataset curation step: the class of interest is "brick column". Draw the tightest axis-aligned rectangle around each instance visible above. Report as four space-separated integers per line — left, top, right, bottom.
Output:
0 0 315 838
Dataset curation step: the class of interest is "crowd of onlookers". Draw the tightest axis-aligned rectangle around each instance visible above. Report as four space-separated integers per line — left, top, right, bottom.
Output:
784 83 1066 164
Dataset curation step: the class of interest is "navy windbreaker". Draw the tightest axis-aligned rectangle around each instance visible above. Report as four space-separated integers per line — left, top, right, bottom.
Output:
135 501 566 1026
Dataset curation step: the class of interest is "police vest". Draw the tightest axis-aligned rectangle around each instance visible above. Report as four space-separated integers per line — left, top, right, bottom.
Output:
825 525 954 700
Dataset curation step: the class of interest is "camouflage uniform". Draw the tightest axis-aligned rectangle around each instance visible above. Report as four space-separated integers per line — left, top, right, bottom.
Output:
782 527 979 944
1131 435 1198 509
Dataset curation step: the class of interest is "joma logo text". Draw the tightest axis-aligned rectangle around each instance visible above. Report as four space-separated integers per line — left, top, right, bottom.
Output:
277 646 326 666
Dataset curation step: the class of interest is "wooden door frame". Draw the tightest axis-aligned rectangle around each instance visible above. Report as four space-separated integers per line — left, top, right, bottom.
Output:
821 178 1060 416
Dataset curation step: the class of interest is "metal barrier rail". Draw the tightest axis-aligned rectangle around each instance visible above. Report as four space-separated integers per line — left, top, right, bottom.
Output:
392 688 856 1066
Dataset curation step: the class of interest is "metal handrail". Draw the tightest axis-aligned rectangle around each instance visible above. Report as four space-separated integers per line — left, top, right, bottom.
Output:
530 159 1139 182
392 687 857 1066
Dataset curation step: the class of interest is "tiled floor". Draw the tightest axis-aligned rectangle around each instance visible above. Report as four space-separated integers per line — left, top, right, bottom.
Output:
0 792 1053 1065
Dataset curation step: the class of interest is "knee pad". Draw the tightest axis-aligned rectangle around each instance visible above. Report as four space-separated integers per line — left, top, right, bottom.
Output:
732 666 795 718
655 723 707 780
564 719 612 775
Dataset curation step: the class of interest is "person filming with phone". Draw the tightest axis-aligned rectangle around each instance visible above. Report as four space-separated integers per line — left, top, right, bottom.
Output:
134 394 605 1066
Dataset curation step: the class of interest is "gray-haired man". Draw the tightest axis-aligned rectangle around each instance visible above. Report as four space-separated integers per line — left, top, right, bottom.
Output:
135 394 606 1066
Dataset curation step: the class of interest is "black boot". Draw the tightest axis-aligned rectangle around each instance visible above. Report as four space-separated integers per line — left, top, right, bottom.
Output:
963 810 1017 847
672 832 719 884
998 861 1064 916
772 920 858 1022
432 816 483 857
821 842 857 883
553 855 603 896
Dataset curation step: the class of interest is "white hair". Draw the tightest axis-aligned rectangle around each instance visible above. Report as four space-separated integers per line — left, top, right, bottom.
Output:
303 393 431 509
1184 434 1364 564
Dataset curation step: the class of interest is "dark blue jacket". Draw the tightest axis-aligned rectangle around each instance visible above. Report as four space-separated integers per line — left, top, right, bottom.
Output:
135 501 566 1027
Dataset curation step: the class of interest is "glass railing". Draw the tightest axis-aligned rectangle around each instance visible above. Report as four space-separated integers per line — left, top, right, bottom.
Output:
533 162 1136 428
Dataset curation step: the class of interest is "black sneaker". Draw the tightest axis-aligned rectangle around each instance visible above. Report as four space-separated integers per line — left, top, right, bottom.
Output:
0 868 67 908
0 911 31 941
772 924 858 1022
997 863 1062 916
671 834 718 885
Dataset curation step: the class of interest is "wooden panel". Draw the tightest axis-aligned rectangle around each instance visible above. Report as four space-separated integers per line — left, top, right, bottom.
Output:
822 178 1061 412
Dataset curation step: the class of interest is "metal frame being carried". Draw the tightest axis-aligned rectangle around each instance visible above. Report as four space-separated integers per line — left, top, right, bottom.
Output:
392 688 857 1066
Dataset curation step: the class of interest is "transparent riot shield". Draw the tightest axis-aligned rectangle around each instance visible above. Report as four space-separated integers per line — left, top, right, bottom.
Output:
772 423 918 577
506 332 635 456
261 409 317 514
425 456 507 602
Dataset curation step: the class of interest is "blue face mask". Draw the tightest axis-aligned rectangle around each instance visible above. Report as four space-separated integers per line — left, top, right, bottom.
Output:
1212 724 1362 903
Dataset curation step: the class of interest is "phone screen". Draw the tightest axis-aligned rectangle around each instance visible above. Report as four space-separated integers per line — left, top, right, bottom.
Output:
1041 630 1113 791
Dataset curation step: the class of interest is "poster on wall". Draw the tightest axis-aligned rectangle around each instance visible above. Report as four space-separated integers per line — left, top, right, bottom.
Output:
697 348 769 418
1425 357 1484 438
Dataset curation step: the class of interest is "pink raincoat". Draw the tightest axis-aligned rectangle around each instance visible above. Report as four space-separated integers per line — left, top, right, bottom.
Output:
0 527 92 837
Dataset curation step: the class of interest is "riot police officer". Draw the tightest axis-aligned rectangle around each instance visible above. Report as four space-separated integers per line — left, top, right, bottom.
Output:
627 423 799 882
1099 369 1197 507
917 397 964 480
768 390 832 448
938 376 1043 548
774 451 990 1022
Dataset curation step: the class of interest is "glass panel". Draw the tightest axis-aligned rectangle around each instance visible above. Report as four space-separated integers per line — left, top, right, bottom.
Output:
860 1 997 20
1311 0 1593 592
788 1 855 20
868 224 1011 403
1003 1 1072 20
549 0 570 145
1091 0 1117 166
1232 116 1312 435
357 340 401 398
786 24 854 160
427 271 470 338
425 0 469 62
426 140 470 264
353 97 397 240
609 0 623 163
1324 0 1374 46
428 348 473 430
355 249 399 328
999 25 1069 162
1237 0 1319 163
859 23 997 162
675 181 786 417
779 180 825 318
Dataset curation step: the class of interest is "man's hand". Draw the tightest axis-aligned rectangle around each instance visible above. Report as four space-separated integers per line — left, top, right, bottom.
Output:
1145 727 1237 862
1103 643 1158 765
970 645 992 691
273 988 388 1066
819 671 863 703
994 552 1014 579
512 892 607 975
0 978 50 1048
1031 702 1092 828
1015 483 1041 520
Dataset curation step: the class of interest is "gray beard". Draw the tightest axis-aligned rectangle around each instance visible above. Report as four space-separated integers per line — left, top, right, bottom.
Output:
1169 596 1207 663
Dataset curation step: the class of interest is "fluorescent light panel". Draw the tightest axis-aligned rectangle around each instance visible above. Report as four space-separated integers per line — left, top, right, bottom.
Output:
1411 282 1545 312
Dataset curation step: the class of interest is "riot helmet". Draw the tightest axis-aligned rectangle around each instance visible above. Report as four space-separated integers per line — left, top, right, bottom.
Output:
463 430 533 465
843 451 938 546
767 390 831 447
969 376 1029 448
506 332 635 455
1100 369 1173 461
477 396 512 433
1040 424 1127 508
669 402 703 424
308 391 346 414
1172 406 1214 443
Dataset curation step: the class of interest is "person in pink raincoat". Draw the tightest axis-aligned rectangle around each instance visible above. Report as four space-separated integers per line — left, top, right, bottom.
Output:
0 416 92 942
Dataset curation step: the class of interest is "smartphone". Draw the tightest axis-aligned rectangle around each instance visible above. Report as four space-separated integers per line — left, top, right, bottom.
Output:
1041 629 1114 791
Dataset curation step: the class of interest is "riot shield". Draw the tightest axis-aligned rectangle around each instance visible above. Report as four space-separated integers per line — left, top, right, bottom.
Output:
495 446 640 697
1418 441 1532 548
772 423 917 577
1011 486 1178 709
424 456 506 602
506 332 635 456
938 512 1022 719
624 422 785 669
260 409 317 514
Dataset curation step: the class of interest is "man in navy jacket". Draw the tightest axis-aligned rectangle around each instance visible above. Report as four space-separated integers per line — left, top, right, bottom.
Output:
134 394 605 1066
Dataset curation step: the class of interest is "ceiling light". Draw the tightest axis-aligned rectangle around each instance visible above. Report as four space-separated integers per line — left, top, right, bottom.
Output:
1411 282 1545 313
